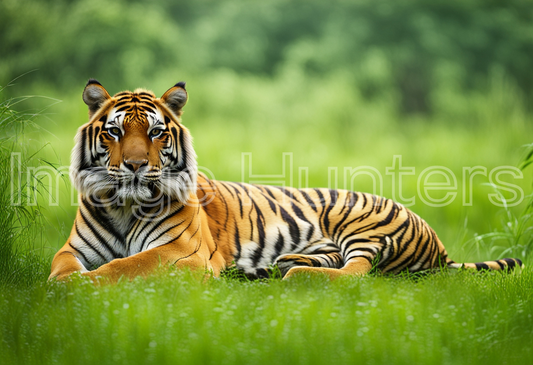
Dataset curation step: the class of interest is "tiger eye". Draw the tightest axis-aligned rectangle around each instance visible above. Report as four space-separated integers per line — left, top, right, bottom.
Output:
109 127 120 137
150 129 162 137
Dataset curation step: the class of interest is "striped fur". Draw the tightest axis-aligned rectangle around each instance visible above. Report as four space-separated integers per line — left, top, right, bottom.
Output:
49 81 523 282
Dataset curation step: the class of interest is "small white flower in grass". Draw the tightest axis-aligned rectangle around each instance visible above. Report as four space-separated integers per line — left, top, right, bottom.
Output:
270 319 278 327
149 341 157 348
407 315 414 322
123 303 130 309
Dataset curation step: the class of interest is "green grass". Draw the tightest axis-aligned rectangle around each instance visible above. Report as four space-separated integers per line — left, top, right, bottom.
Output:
0 89 49 288
1 268 532 365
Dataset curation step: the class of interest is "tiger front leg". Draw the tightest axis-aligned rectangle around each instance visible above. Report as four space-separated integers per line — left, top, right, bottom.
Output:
82 241 215 283
49 247 90 281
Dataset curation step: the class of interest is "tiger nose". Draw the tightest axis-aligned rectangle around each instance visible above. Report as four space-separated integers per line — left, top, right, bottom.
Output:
124 159 148 172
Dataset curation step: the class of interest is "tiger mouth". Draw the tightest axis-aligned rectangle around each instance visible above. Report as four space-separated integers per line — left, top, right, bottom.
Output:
103 169 162 200
108 169 161 184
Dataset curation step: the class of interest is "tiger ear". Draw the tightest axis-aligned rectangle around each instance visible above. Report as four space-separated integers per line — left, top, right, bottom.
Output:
82 79 111 119
161 82 188 116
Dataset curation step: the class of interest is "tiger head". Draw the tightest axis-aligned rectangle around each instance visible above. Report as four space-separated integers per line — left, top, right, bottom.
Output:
70 79 197 205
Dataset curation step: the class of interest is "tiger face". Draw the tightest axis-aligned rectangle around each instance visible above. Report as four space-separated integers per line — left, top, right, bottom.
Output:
70 80 197 205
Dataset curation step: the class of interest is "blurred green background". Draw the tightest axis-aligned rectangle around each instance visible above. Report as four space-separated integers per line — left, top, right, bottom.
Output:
1 0 532 263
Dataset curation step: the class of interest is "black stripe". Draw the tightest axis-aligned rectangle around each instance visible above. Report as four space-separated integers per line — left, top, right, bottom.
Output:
170 126 179 160
141 204 186 248
344 238 373 245
116 105 132 113
361 194 368 209
234 224 242 261
374 203 398 228
263 193 278 214
264 187 277 201
114 100 130 108
332 192 358 241
163 214 196 248
87 126 95 163
79 208 122 258
322 190 339 234
344 246 376 256
279 205 301 249
251 200 266 267
306 224 315 242
74 222 108 262
82 199 124 242
299 190 317 212
278 187 299 203
475 262 490 271
272 229 285 261
144 218 187 250
173 224 202 264
79 127 90 170
142 101 156 110
178 128 187 170
502 258 517 270
314 189 325 208
217 181 236 199
68 241 91 266
214 183 232 224
291 202 308 224
386 227 429 273
335 210 374 243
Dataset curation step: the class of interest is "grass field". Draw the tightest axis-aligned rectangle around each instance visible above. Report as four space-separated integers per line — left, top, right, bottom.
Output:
1 268 532 365
1 71 533 364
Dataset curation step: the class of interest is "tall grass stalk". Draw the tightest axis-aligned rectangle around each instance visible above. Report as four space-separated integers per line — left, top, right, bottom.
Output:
0 84 51 287
469 143 533 261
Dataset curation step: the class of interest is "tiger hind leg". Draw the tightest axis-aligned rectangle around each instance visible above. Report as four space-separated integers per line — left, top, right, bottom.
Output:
275 251 344 277
282 256 373 279
281 236 382 279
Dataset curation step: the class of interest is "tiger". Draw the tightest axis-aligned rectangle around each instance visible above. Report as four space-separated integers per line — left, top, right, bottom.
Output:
48 79 523 282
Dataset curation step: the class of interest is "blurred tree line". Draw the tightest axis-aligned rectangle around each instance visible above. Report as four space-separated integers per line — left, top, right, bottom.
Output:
1 0 532 115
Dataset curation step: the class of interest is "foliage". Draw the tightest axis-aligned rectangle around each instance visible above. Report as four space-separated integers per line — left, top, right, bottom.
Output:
469 143 533 259
2 0 533 114
0 84 51 288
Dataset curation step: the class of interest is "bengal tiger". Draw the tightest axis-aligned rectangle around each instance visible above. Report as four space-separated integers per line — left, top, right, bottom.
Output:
48 79 523 282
